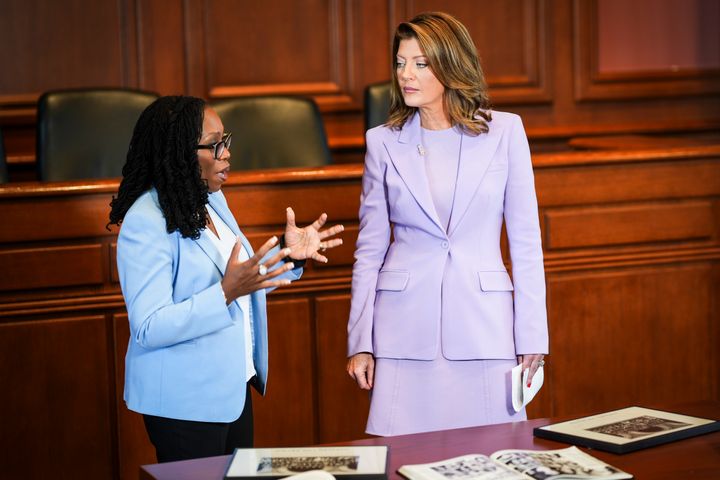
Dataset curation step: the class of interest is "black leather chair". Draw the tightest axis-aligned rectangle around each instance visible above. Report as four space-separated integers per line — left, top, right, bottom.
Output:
364 81 392 131
211 96 332 170
0 127 7 183
36 88 158 181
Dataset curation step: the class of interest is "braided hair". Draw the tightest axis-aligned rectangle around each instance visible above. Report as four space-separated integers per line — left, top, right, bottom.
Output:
108 95 209 239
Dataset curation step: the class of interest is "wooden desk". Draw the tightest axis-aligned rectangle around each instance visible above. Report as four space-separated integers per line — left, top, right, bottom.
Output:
140 402 720 480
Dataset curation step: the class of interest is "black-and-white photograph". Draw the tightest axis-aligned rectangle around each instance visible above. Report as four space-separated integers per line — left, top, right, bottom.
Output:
494 451 621 479
587 415 691 440
256 456 360 474
428 455 517 480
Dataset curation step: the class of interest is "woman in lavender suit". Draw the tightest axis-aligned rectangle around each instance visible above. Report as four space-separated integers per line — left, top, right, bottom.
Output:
346 12 548 436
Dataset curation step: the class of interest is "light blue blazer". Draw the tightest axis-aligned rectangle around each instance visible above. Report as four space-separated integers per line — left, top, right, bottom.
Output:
117 188 301 422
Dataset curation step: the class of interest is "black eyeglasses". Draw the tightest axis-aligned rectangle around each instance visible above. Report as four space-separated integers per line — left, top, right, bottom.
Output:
197 132 232 159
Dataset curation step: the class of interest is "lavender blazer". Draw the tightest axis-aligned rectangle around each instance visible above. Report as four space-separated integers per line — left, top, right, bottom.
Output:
347 111 548 360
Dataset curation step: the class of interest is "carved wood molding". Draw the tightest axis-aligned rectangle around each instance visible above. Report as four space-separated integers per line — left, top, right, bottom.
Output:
2 242 719 318
544 246 720 273
393 0 552 104
192 0 358 112
573 0 720 101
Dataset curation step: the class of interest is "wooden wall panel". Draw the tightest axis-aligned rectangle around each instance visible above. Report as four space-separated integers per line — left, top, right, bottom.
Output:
0 190 116 242
0 0 133 96
254 298 316 446
547 264 717 416
544 201 715 249
223 182 361 228
535 158 720 207
2 0 718 165
202 0 355 111
113 313 156 480
0 244 103 291
0 146 719 477
136 0 187 94
315 294 371 443
399 0 552 103
0 315 114 479
573 0 720 100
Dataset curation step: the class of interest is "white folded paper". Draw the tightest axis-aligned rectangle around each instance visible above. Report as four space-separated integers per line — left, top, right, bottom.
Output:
511 364 544 412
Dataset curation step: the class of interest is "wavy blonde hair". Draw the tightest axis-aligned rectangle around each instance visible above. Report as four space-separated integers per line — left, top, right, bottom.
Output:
386 11 492 135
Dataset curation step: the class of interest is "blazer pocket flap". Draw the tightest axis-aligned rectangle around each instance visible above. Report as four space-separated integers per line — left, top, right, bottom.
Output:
478 271 514 292
376 270 409 291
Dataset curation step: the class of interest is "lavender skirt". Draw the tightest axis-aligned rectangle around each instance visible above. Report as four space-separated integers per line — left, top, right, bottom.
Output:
366 356 525 436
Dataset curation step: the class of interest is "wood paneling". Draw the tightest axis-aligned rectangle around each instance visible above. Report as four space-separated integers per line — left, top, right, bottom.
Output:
0 315 114 480
199 0 355 112
136 0 186 94
573 0 720 101
254 298 316 446
544 201 715 249
547 264 717 415
0 244 103 290
113 314 156 480
398 0 552 103
0 189 116 242
2 0 718 163
315 294 371 443
0 0 133 95
0 146 719 477
535 156 720 207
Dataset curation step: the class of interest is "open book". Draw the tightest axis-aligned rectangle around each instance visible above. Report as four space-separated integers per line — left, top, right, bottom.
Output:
398 446 632 480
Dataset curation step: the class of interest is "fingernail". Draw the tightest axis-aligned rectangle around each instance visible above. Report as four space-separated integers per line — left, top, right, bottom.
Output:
284 248 291 256
271 236 277 243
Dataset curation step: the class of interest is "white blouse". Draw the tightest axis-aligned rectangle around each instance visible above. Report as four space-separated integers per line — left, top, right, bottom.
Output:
204 204 256 382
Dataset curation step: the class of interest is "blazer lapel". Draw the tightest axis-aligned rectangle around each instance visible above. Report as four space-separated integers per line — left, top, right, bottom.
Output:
193 229 228 275
192 191 254 275
447 120 504 237
384 113 445 234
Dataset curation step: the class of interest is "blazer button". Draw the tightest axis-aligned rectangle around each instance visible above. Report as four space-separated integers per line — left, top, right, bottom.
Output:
441 241 449 249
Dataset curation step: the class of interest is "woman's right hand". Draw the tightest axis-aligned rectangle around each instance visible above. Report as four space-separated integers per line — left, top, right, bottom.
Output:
347 352 375 390
221 236 295 304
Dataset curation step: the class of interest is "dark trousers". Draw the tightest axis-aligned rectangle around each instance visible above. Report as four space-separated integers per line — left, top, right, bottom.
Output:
143 383 253 463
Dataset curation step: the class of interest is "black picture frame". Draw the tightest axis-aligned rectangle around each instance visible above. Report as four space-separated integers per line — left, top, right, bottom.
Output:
533 406 720 454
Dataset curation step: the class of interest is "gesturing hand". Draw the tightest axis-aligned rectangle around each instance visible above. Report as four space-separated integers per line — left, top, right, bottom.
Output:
220 236 295 304
283 207 344 263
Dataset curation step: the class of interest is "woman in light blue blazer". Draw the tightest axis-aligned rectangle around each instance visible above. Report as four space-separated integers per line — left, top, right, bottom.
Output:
108 96 343 462
347 12 548 435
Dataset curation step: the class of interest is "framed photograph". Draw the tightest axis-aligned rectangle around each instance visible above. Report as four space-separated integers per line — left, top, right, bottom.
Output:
534 406 720 454
225 445 389 480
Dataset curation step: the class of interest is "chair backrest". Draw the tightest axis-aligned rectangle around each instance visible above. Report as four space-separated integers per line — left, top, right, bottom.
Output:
0 127 7 183
211 96 332 170
36 88 158 181
364 81 392 131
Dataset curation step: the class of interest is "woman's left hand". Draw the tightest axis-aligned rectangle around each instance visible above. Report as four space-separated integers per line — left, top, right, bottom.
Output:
517 354 545 387
283 207 344 263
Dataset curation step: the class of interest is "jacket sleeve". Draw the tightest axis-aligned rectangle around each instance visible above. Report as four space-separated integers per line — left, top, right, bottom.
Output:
504 115 549 354
117 206 234 350
347 129 391 357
